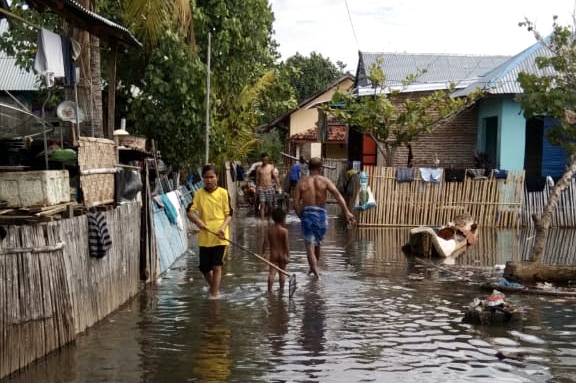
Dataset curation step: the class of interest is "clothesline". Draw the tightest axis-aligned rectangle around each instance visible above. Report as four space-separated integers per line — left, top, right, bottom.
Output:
0 7 42 30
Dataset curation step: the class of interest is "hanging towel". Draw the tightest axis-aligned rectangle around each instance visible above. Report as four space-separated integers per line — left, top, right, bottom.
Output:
419 168 443 183
61 37 76 86
444 168 466 182
160 193 178 224
396 167 415 182
87 211 112 258
34 28 65 86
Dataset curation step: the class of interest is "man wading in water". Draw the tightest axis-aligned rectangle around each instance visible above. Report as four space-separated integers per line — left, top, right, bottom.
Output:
256 153 281 220
294 157 355 279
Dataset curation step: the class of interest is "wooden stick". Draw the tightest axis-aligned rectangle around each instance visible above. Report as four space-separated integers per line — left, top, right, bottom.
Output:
206 229 290 277
280 152 336 169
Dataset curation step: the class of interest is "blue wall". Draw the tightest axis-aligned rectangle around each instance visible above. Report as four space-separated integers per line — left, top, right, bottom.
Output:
542 117 567 177
500 98 526 171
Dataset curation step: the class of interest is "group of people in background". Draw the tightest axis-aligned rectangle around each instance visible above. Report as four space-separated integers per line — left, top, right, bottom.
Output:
187 155 355 299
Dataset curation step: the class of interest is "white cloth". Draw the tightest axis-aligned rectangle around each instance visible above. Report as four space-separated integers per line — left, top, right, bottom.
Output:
34 28 65 86
419 167 443 183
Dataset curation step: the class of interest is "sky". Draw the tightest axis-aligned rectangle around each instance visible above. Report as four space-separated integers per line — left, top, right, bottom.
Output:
269 0 576 73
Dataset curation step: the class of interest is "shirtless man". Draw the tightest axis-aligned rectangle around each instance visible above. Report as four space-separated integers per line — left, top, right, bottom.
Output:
256 153 280 220
294 157 356 279
265 208 290 293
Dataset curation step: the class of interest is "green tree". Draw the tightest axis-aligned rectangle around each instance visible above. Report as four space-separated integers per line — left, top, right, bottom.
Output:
191 0 285 164
506 17 576 276
325 60 479 166
210 68 297 164
285 52 344 103
122 0 194 50
257 127 284 164
127 31 206 166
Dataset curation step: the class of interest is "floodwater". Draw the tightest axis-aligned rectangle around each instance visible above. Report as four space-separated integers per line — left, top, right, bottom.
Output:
5 207 576 383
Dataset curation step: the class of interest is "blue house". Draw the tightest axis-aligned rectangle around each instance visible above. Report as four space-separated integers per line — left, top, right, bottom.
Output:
354 52 511 168
453 40 564 177
354 46 567 178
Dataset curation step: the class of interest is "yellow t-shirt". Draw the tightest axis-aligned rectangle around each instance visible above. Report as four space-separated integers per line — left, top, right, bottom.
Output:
189 187 232 247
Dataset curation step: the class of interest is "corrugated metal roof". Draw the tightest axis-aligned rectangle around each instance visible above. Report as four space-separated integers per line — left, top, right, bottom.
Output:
452 39 555 97
26 0 141 47
357 52 511 93
0 19 39 91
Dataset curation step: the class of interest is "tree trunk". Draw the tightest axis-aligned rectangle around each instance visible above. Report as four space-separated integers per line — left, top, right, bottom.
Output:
370 132 389 165
530 153 576 263
504 154 576 282
504 261 576 283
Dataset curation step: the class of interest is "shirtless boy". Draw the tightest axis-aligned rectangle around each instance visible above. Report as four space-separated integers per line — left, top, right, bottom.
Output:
266 208 290 293
256 153 281 220
294 157 355 279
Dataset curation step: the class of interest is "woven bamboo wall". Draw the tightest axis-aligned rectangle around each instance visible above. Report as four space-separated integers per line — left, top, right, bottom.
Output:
77 137 116 207
358 166 525 228
0 203 141 379
523 178 576 228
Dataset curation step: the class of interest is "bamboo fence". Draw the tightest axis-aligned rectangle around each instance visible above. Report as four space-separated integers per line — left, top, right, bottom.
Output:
357 166 525 228
523 178 576 228
0 203 141 379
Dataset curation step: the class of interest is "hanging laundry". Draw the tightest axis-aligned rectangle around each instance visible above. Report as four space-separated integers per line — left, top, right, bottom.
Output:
444 168 466 182
492 169 508 180
61 37 77 86
167 191 184 231
34 28 65 86
419 168 443 183
34 28 79 87
467 168 488 180
160 193 178 225
87 211 113 258
395 167 414 182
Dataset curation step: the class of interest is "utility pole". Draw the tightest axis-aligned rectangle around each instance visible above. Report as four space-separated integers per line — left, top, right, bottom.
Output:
205 32 211 164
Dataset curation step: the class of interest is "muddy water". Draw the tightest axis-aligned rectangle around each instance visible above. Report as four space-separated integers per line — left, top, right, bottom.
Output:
5 207 576 383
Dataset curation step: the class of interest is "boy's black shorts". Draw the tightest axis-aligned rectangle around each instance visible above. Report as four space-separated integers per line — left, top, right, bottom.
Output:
198 245 226 274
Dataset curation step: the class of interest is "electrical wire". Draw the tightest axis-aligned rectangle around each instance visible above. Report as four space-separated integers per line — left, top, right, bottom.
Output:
344 0 359 51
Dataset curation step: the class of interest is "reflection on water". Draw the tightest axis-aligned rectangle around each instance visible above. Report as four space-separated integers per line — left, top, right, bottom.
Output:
5 208 576 383
300 284 326 357
192 301 231 382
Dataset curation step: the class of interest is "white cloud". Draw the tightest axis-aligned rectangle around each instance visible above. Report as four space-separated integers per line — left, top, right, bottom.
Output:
270 0 576 72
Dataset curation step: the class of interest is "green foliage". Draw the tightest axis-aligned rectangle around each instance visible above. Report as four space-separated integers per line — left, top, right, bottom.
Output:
0 0 57 70
325 59 479 165
194 0 277 106
1 0 290 169
210 69 295 164
285 52 345 103
255 64 298 124
516 16 576 156
189 0 283 164
122 0 193 50
257 128 284 164
127 31 206 166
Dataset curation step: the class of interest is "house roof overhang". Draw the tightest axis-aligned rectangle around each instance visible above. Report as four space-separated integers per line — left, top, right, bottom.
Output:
24 0 141 47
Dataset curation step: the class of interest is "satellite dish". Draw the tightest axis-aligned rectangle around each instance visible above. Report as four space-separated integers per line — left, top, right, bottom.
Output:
56 101 85 123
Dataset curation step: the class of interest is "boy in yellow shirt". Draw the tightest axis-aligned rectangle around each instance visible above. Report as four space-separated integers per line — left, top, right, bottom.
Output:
187 165 233 299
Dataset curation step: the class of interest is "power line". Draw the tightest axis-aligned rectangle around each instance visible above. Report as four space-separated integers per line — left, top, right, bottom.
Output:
344 0 359 51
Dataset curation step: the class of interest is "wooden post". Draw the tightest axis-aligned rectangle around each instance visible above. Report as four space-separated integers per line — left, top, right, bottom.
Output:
106 45 118 139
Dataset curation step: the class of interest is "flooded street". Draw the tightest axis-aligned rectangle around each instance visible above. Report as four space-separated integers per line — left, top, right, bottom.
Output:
5 206 576 383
